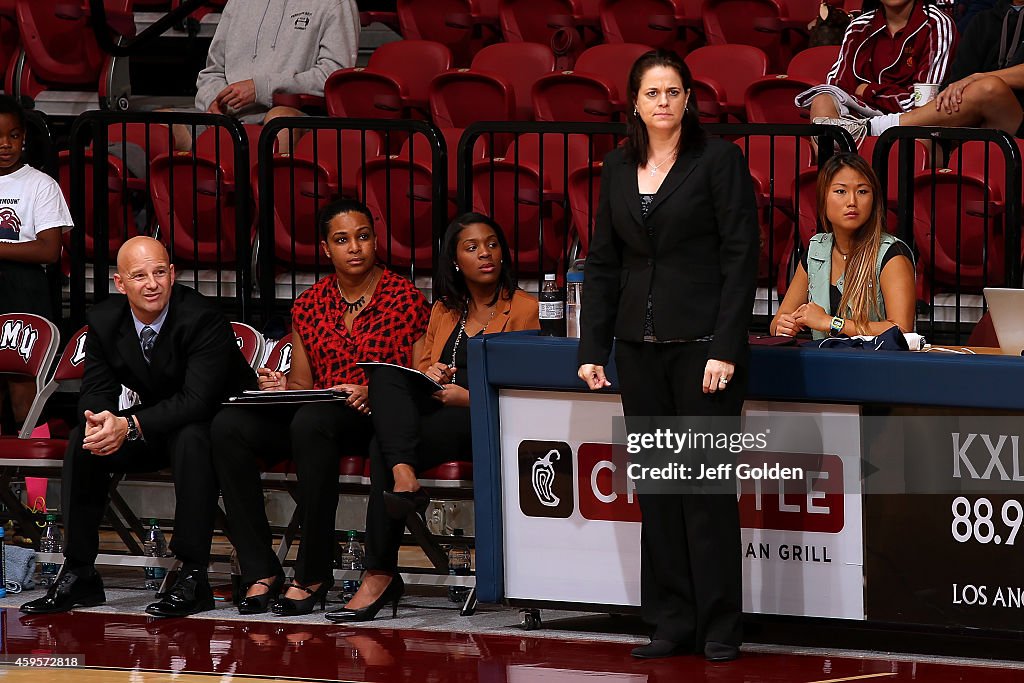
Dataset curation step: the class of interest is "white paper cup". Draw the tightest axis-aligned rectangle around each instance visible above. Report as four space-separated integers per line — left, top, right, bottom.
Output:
913 83 940 107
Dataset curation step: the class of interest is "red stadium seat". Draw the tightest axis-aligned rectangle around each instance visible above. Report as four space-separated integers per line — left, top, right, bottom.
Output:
498 0 583 45
396 0 499 67
701 0 794 71
430 69 516 128
362 146 452 271
149 151 248 268
194 124 262 177
256 154 338 271
430 42 555 126
292 129 384 200
787 44 840 84
566 161 602 255
532 43 650 122
599 0 692 56
57 149 140 265
735 136 814 284
5 0 135 110
324 40 452 120
687 45 769 122
913 168 1007 297
470 155 567 275
744 75 812 124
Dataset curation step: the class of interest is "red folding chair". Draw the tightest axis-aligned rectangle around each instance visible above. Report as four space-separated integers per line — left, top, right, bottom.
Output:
230 322 265 371
0 314 61 541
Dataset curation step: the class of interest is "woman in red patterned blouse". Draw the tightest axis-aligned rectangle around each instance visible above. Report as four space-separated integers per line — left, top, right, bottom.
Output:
212 198 429 616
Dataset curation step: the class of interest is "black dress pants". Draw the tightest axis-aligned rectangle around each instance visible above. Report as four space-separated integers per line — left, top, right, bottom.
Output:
211 402 373 585
62 421 218 571
614 340 746 648
363 366 471 572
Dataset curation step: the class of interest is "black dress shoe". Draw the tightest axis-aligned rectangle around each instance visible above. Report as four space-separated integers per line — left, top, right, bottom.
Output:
237 574 286 615
325 574 404 623
20 566 105 614
631 639 690 659
704 641 740 662
145 568 215 618
271 579 334 616
383 489 430 520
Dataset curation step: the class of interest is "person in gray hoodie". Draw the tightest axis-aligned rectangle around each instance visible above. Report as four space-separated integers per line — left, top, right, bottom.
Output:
180 0 359 153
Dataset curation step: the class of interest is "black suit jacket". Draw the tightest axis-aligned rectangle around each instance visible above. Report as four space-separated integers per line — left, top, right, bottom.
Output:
578 137 759 366
78 283 257 440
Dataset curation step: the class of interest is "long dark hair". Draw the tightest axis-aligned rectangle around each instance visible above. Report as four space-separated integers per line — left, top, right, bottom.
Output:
624 49 706 166
816 153 885 334
434 212 516 312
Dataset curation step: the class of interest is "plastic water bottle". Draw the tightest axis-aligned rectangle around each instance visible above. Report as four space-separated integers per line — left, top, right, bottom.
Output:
143 518 169 590
539 274 565 337
447 528 472 603
38 513 62 587
340 530 364 600
566 270 584 338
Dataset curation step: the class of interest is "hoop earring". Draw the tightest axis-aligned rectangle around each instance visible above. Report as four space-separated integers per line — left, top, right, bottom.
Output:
455 264 460 272
633 107 639 117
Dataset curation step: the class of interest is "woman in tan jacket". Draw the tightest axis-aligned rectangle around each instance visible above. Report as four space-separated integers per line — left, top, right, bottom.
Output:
326 212 539 623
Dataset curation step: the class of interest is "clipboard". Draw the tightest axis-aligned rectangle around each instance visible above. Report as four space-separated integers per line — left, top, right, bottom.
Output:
357 362 445 393
224 388 350 406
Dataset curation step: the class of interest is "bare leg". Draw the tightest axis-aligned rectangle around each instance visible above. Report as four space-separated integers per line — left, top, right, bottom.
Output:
809 93 841 121
343 570 396 609
263 106 305 155
8 379 35 427
392 463 420 493
898 76 1024 136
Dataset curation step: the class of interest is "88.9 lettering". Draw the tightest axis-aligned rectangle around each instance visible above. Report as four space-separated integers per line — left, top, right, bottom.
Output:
951 496 1024 545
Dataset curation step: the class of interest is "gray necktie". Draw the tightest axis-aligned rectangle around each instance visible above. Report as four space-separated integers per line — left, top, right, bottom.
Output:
140 326 157 364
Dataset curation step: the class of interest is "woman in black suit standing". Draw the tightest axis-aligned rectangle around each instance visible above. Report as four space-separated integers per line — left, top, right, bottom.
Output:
577 50 759 661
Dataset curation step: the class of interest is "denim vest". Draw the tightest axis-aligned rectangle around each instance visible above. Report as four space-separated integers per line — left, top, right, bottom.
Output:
805 232 906 339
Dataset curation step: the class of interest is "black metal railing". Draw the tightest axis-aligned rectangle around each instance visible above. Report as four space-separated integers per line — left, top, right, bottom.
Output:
874 127 1023 343
256 117 448 324
67 111 252 326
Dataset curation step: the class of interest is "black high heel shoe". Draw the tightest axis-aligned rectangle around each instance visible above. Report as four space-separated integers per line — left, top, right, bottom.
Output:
271 580 333 616
325 574 405 623
383 489 430 520
237 575 285 615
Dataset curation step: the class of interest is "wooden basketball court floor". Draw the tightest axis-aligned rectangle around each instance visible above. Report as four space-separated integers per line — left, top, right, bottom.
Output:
2 605 1024 683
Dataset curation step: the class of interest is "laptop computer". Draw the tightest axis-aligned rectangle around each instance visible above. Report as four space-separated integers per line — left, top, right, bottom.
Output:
983 288 1024 355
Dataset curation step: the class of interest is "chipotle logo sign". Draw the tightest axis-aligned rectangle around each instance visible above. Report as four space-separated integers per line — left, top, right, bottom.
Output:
566 444 845 533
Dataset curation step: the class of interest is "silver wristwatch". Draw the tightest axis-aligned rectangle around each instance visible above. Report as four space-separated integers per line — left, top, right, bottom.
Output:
125 416 141 442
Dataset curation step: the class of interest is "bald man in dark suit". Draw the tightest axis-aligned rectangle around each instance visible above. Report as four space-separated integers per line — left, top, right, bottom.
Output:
22 237 256 617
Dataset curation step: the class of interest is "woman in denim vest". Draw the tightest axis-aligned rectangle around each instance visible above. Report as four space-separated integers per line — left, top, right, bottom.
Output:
771 153 915 338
